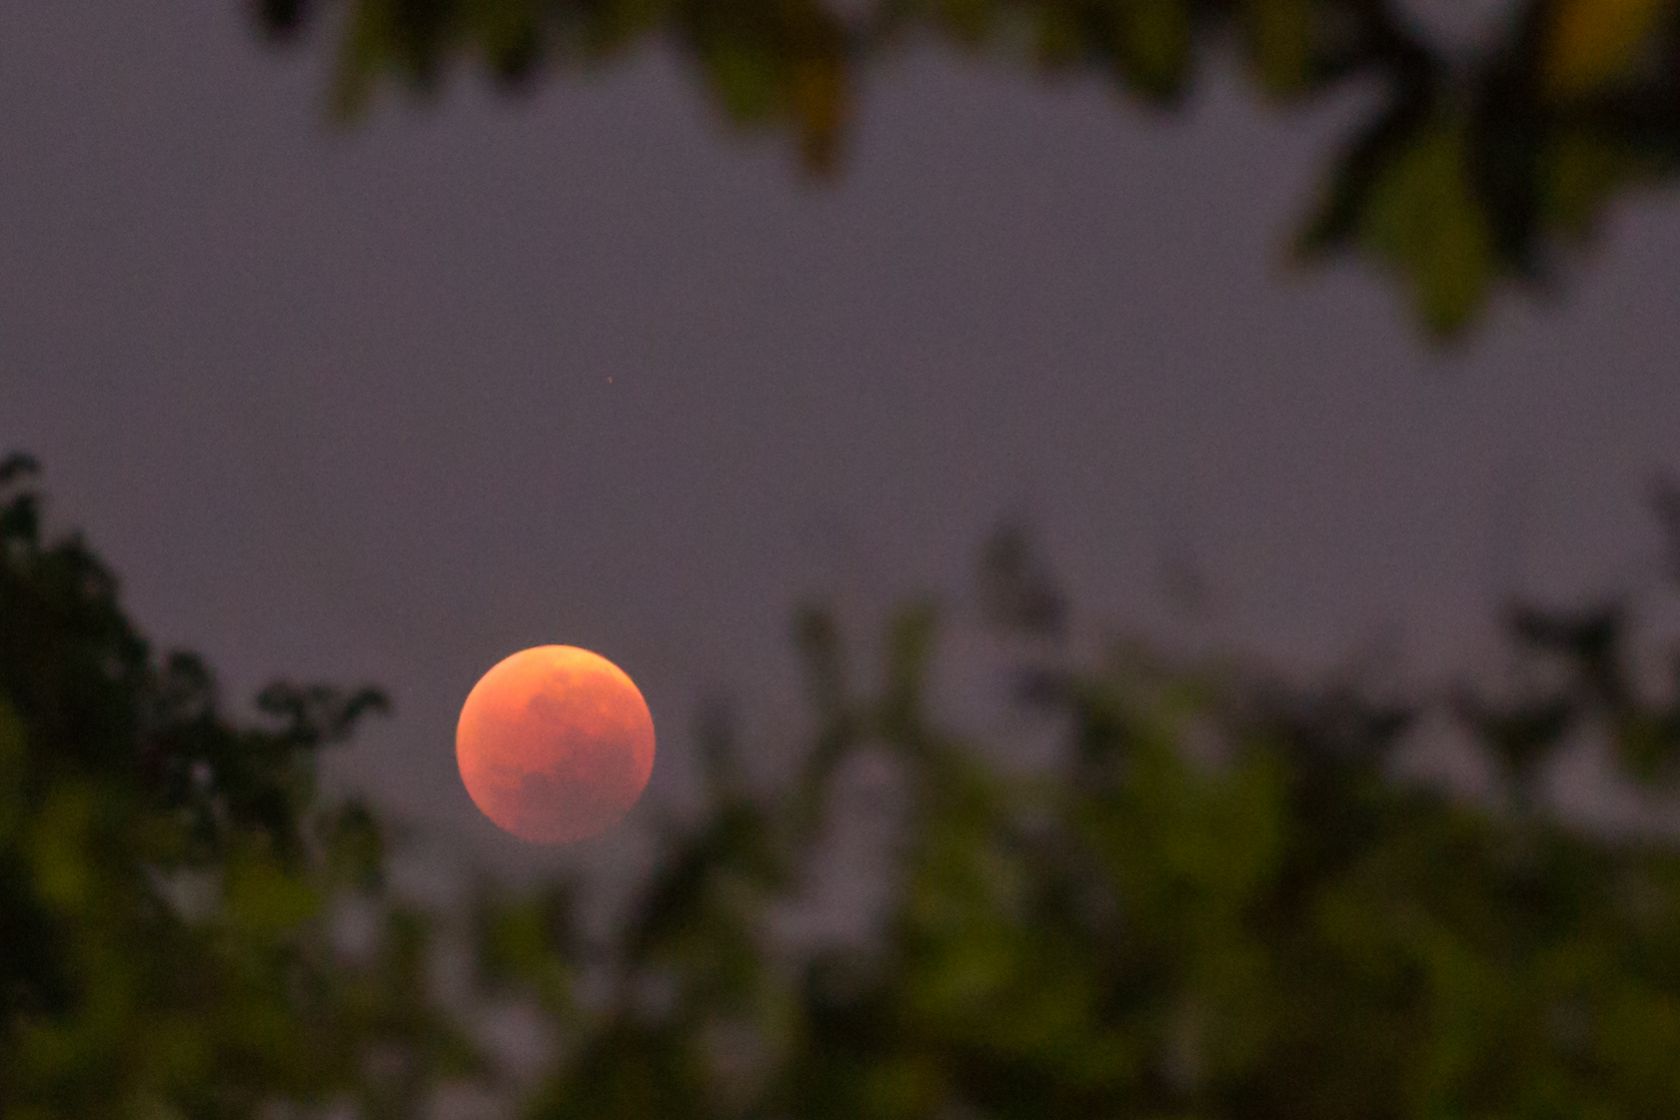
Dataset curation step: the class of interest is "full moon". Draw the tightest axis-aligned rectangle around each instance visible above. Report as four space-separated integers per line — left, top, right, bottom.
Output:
455 645 655 844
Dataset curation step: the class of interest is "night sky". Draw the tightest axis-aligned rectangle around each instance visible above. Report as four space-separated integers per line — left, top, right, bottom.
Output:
9 2 1680 878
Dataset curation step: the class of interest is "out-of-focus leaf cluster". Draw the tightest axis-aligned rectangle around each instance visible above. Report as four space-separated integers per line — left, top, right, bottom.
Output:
478 522 1680 1118
0 454 477 1119
256 0 1680 335
19 447 1680 1116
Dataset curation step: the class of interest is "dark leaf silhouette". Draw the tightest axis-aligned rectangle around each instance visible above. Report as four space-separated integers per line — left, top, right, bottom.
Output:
246 0 1680 335
17 456 1680 1116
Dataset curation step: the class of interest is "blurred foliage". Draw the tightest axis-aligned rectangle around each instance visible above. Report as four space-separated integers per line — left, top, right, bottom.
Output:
0 454 477 1119
495 571 1680 1118
255 0 1680 336
20 450 1680 1116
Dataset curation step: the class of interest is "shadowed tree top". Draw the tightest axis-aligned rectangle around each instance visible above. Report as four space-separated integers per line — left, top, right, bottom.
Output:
17 439 1680 1114
256 0 1680 336
0 454 477 1116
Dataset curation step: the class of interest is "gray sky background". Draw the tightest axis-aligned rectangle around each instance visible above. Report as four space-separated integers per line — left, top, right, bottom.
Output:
8 2 1680 877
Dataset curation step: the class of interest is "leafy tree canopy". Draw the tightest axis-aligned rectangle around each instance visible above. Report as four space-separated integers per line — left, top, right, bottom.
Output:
0 454 476 1118
257 0 1680 335
16 453 1680 1116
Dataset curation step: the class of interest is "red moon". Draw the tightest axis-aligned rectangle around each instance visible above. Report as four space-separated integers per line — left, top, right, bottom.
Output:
455 646 655 844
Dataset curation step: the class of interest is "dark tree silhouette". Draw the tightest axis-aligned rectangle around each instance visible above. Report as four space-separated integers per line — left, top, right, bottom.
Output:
256 0 1680 335
15 451 1680 1115
0 454 476 1117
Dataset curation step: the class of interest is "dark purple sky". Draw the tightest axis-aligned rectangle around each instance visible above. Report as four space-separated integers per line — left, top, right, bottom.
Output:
9 2 1680 874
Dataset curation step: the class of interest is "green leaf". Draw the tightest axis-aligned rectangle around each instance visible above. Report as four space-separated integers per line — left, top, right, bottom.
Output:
1360 116 1496 335
1114 0 1194 99
224 848 321 932
1244 0 1314 97
1304 107 1497 336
